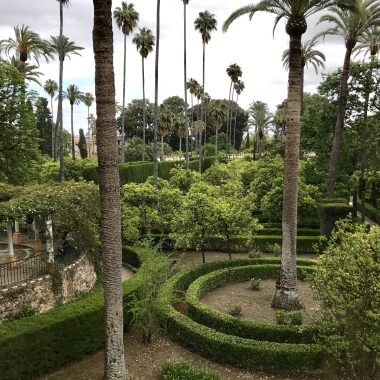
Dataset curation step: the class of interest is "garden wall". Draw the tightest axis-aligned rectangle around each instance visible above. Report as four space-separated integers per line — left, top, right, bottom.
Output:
0 255 96 323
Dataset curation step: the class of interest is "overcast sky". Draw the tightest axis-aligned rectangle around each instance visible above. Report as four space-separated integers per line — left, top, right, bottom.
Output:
0 0 348 135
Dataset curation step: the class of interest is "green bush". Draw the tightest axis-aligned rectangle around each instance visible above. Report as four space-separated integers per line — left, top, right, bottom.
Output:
249 277 261 290
185 263 317 344
0 246 160 380
228 305 243 317
160 361 220 380
254 235 322 253
257 227 321 236
319 201 352 237
276 311 303 326
157 263 325 373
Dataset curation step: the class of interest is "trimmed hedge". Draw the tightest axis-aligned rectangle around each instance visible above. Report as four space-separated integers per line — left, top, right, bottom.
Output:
253 235 323 253
157 261 326 373
186 264 318 344
257 228 321 236
364 202 380 224
160 361 220 380
0 246 160 380
319 201 352 237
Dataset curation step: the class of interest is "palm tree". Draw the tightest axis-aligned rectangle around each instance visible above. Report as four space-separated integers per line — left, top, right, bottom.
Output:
249 101 272 157
113 2 139 163
223 0 350 310
194 10 217 173
226 63 242 149
153 0 161 188
132 27 155 162
0 25 52 68
233 80 245 149
158 105 174 161
282 38 326 115
44 79 58 158
63 84 83 160
186 78 199 123
93 1 127 378
181 0 190 169
9 56 43 85
174 113 186 152
82 92 95 133
354 26 380 221
318 0 380 197
208 99 229 159
50 35 83 174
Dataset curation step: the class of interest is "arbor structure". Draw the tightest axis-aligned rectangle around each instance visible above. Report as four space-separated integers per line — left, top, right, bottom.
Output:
224 0 348 310
194 10 217 173
50 35 83 178
63 84 83 160
282 38 326 115
92 0 127 378
113 1 139 163
132 27 155 161
44 79 58 158
319 0 380 197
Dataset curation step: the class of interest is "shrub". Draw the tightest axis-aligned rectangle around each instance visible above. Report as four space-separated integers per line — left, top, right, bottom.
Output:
266 242 281 256
276 311 303 326
228 306 242 317
319 200 352 237
160 361 220 380
248 250 262 259
249 277 261 290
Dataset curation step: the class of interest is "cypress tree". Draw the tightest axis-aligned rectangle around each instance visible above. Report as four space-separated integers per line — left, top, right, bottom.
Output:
77 128 88 159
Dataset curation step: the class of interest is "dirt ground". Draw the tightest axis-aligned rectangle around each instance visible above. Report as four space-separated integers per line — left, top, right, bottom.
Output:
202 279 318 325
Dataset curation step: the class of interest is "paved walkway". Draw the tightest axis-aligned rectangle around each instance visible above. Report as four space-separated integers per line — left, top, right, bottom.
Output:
122 266 134 281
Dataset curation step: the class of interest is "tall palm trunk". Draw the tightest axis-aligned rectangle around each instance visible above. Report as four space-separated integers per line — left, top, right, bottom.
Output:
58 0 64 180
142 55 147 161
179 137 182 152
326 42 355 197
301 62 305 116
272 25 304 311
161 135 164 160
229 87 235 149
92 1 127 379
227 80 233 154
120 33 127 163
153 0 160 188
71 103 75 160
199 42 205 173
183 2 189 170
50 94 55 159
233 93 239 149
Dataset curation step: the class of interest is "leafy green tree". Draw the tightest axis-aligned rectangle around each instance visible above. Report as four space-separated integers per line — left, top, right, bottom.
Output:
168 166 201 193
310 221 380 379
77 128 88 159
124 136 153 162
318 0 380 197
223 0 353 310
114 1 139 163
171 182 217 263
194 10 217 172
133 27 155 161
63 84 83 160
35 97 53 157
232 80 245 149
186 77 200 123
0 61 40 184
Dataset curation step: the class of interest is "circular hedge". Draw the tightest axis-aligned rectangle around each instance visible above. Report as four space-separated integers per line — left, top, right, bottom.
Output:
157 258 325 373
186 264 318 343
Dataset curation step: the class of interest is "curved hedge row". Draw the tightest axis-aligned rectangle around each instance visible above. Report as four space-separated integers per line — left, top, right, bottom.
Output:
157 258 325 373
0 246 160 380
186 264 318 344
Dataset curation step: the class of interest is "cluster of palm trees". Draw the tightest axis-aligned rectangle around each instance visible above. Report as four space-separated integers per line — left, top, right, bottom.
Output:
0 1 91 179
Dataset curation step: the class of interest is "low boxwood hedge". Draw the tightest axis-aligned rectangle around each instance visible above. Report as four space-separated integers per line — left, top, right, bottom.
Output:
160 361 220 380
257 228 321 236
0 246 160 380
185 264 318 344
157 263 326 373
253 235 323 253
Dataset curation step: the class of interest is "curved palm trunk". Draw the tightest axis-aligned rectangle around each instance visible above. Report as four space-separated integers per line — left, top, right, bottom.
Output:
183 2 189 170
199 42 205 173
92 1 127 378
120 34 127 163
271 30 303 311
142 56 146 162
71 103 75 160
153 0 161 188
326 43 355 197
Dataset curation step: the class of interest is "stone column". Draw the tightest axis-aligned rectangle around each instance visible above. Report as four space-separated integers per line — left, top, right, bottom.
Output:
7 220 14 257
12 220 22 245
46 215 54 263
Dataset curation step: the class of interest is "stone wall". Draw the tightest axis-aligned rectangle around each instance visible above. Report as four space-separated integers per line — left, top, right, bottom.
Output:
0 255 97 323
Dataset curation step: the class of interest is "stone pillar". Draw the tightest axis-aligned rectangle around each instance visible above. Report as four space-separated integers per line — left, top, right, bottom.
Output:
7 220 14 257
46 216 54 263
12 220 22 245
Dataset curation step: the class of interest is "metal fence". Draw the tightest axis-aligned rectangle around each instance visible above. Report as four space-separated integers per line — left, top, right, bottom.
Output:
0 250 82 288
